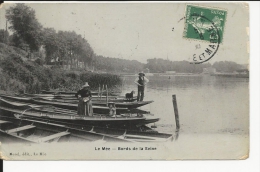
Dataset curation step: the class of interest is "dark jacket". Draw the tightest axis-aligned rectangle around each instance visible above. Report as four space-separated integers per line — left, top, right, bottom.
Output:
138 76 145 87
75 89 92 98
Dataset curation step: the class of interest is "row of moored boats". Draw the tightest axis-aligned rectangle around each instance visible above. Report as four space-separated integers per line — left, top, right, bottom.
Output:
0 90 174 143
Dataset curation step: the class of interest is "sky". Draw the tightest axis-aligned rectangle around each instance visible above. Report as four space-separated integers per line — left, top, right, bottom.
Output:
0 3 249 64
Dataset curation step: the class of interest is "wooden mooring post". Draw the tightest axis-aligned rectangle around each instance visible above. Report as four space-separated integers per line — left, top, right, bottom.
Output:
172 95 180 131
100 85 104 100
98 84 100 97
106 85 108 106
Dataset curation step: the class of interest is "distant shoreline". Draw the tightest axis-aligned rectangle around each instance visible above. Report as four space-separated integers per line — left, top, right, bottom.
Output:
119 73 249 78
120 73 202 77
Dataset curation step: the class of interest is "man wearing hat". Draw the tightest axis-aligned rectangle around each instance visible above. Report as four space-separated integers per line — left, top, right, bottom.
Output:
75 82 93 116
134 72 149 101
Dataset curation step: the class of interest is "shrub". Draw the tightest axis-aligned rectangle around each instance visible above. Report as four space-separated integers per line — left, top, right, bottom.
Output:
0 54 122 93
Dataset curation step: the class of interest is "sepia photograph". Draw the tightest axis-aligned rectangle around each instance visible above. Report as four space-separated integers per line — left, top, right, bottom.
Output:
0 2 249 160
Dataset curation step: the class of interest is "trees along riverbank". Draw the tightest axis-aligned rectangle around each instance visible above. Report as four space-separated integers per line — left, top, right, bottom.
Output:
0 50 122 94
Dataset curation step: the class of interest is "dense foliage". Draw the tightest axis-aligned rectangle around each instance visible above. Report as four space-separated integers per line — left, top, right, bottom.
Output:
0 53 121 93
0 29 9 44
42 29 95 68
212 61 245 73
94 55 144 73
145 58 211 73
5 4 94 68
4 4 146 73
6 4 43 51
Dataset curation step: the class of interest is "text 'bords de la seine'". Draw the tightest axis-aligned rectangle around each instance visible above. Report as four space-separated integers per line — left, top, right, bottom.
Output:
95 147 157 151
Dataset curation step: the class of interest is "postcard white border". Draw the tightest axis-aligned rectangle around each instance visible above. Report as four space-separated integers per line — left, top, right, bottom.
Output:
2 1 260 172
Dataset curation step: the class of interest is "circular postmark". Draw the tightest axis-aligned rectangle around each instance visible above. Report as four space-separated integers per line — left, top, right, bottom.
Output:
183 5 227 64
188 14 220 64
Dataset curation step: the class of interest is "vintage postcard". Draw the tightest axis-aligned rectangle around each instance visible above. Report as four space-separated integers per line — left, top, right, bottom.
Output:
0 2 249 160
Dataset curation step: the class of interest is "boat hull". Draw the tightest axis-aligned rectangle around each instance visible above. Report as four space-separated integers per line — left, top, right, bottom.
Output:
0 115 170 143
40 90 122 96
0 95 131 115
0 98 159 129
32 98 131 114
0 107 158 129
34 98 153 109
0 115 131 143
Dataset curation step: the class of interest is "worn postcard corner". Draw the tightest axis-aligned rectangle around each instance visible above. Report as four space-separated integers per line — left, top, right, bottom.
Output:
0 150 9 160
242 2 249 11
239 154 249 160
0 2 8 9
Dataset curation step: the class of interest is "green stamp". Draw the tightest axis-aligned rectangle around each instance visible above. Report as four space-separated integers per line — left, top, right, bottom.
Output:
183 5 227 43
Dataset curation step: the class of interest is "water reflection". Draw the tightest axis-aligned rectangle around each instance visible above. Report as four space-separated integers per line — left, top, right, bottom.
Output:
122 75 248 92
121 75 249 139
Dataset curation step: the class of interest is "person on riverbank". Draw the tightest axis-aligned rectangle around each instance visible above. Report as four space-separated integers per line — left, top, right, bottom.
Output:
134 72 149 101
75 82 93 116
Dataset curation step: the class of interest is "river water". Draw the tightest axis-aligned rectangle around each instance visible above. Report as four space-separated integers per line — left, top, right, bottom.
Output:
120 75 249 159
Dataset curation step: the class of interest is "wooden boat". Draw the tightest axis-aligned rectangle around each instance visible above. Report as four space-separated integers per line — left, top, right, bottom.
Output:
92 100 153 109
0 113 173 143
0 98 159 129
0 105 172 142
53 96 138 102
0 95 130 114
24 93 119 99
54 94 138 102
41 90 122 96
40 90 75 94
18 93 138 102
0 115 131 144
34 97 153 109
0 94 32 103
31 98 135 114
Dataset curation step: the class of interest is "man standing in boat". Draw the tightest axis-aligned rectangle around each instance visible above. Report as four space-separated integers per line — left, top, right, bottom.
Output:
75 82 93 116
134 72 149 102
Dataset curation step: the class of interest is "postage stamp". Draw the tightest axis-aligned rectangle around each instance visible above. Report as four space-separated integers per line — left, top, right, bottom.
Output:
183 5 227 43
183 5 227 64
